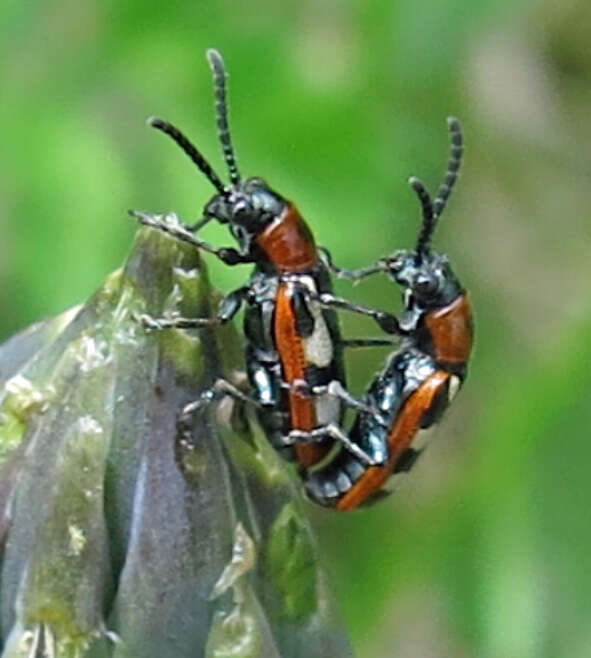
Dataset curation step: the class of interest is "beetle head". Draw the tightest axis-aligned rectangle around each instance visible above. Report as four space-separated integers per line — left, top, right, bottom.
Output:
381 117 464 309
382 249 461 309
204 177 286 247
148 50 287 254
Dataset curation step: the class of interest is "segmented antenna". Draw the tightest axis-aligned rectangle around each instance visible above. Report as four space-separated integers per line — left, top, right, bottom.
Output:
432 116 463 219
207 49 241 187
410 177 435 257
148 117 226 194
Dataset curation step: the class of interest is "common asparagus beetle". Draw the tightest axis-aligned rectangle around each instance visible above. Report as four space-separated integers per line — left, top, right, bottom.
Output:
298 118 474 509
131 50 395 469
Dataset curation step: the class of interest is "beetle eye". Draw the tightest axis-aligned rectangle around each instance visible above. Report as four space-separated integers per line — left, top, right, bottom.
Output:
232 199 252 219
414 273 438 295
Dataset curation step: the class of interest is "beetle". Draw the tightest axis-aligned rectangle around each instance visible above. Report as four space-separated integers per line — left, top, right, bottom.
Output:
131 49 394 468
294 117 474 509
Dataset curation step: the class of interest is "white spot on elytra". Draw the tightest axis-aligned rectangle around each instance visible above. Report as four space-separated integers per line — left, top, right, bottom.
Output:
303 308 333 367
448 375 461 402
291 277 333 368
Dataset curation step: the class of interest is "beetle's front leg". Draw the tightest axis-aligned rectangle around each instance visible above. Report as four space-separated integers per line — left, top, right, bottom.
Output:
318 246 387 282
293 284 405 336
129 210 252 266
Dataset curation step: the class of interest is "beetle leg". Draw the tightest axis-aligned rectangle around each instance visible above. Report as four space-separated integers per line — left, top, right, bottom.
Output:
137 287 248 330
283 379 388 428
317 293 404 335
129 210 252 265
322 380 388 427
318 246 387 282
137 314 211 330
287 425 377 466
291 285 405 336
178 377 262 437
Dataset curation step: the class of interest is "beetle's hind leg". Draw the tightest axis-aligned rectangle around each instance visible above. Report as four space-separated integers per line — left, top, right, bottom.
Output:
285 379 388 428
178 377 262 439
286 425 377 467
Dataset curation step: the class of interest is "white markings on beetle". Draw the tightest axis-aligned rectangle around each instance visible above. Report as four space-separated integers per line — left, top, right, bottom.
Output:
448 375 461 402
289 276 334 368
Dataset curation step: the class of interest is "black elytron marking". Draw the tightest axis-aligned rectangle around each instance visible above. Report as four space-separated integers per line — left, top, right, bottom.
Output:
304 365 335 389
292 289 315 338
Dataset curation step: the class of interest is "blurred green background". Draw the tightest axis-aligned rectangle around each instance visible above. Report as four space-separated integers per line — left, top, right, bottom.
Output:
2 0 591 656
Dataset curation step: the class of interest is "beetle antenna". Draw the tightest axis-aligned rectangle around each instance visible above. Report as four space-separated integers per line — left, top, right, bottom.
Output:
148 117 226 194
410 176 435 257
207 49 241 188
432 116 463 219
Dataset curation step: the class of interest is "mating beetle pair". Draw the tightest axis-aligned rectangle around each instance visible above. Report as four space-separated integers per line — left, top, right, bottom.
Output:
132 49 473 510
